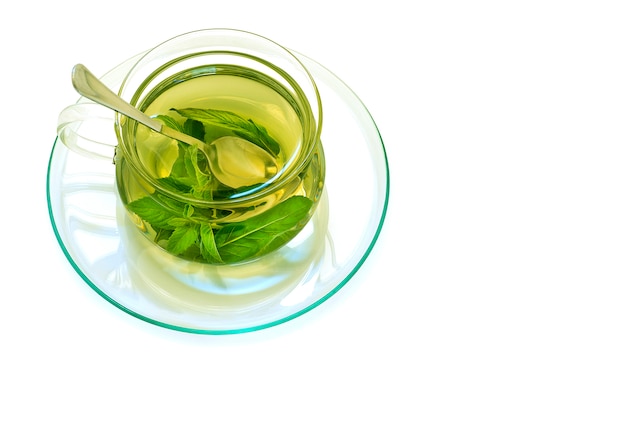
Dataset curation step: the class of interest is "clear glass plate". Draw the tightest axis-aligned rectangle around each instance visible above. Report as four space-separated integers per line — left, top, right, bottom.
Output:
47 51 389 334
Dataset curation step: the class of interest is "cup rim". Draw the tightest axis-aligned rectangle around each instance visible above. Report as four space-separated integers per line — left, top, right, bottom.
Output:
114 28 323 206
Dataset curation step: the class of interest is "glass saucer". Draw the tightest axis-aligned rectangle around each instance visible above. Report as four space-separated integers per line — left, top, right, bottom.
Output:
47 51 389 334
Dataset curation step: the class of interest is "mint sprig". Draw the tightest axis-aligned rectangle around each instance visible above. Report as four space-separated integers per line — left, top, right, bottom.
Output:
127 109 310 264
128 195 312 263
216 196 313 263
172 108 281 157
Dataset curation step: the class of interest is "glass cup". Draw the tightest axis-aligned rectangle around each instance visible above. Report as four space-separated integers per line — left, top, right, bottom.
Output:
57 29 325 265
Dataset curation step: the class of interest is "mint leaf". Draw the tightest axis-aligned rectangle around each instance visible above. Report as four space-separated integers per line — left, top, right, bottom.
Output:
173 108 281 157
199 223 223 263
183 118 205 141
187 145 210 187
155 115 211 189
215 196 313 263
157 176 193 194
127 196 178 230
153 193 187 216
167 223 198 255
154 114 185 132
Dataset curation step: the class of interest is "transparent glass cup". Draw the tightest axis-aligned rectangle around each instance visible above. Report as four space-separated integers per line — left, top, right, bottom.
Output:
57 29 325 265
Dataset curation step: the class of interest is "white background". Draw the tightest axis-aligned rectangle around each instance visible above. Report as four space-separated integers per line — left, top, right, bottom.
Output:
2 1 626 426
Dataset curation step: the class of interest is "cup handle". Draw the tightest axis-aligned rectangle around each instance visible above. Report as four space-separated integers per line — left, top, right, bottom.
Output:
57 101 118 161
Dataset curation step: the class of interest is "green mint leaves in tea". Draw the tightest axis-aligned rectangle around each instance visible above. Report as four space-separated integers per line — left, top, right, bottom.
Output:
118 70 323 265
127 108 313 264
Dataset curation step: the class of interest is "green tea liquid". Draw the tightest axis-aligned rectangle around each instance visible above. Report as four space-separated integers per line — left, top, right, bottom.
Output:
116 66 324 264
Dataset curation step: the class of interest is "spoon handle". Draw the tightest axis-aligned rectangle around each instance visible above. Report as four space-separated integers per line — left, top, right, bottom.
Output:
71 64 163 132
70 64 208 151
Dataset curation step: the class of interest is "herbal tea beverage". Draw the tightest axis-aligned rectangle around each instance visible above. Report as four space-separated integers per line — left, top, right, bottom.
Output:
116 65 324 264
58 29 324 265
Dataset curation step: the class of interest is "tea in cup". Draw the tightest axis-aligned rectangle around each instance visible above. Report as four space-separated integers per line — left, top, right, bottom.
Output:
57 29 325 265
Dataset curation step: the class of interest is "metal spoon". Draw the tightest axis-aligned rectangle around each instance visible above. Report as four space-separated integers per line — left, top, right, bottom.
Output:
70 64 208 152
71 64 280 189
